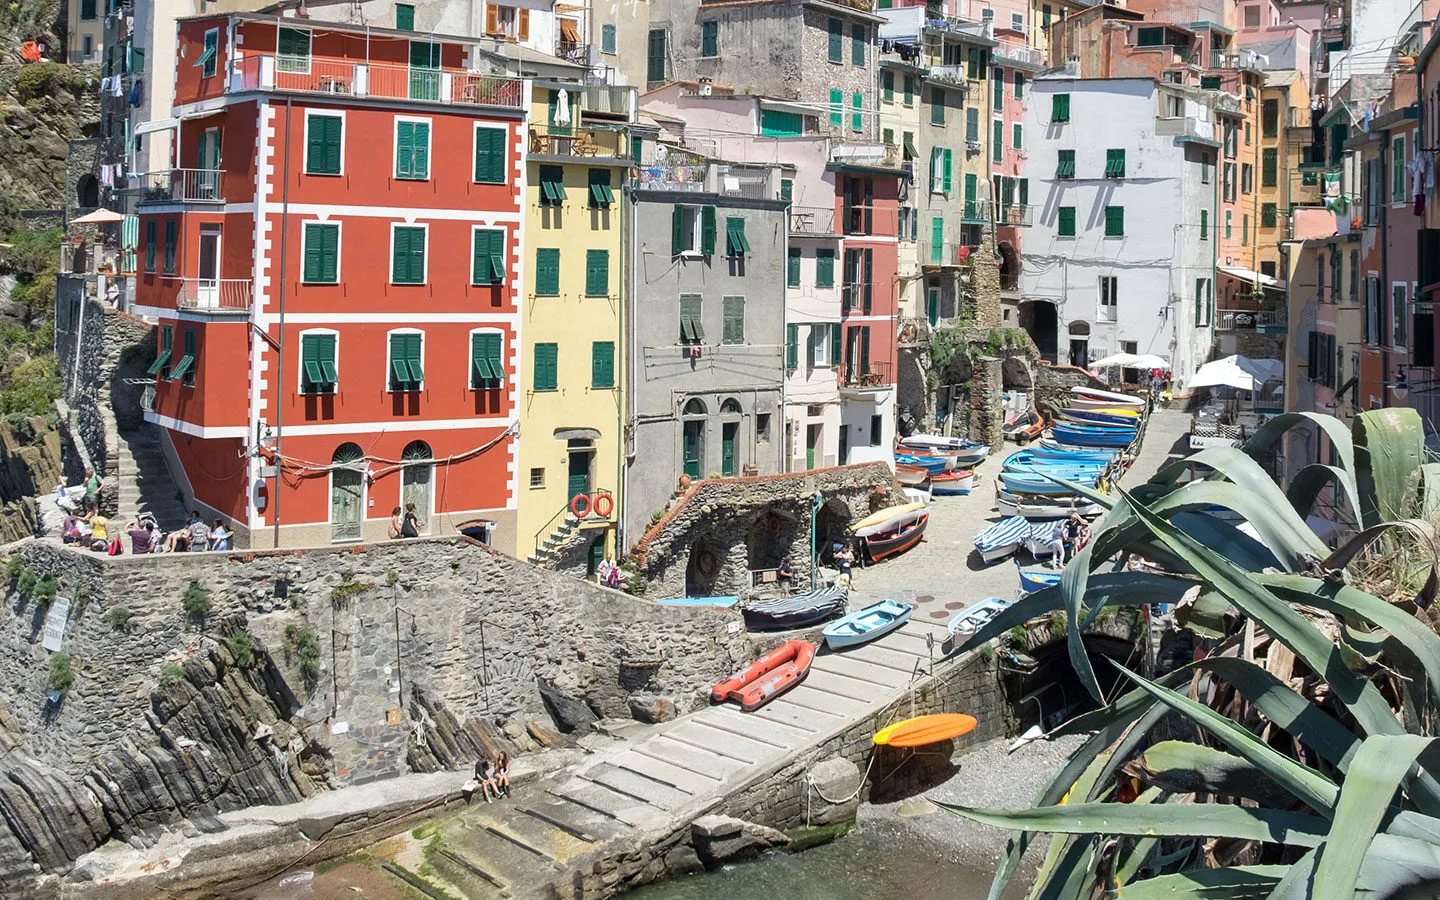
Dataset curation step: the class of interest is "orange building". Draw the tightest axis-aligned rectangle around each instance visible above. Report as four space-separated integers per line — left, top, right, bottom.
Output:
135 14 527 548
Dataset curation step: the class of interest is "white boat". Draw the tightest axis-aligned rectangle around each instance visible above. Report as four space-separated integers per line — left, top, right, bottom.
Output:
900 434 977 451
951 445 990 467
996 490 1104 520
973 516 1031 564
852 502 929 538
1069 386 1145 410
903 486 932 505
947 596 1015 636
1024 521 1063 557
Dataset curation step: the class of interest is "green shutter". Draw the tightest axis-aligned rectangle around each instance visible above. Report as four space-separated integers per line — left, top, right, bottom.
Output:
1262 148 1277 187
722 296 744 344
471 332 503 387
815 249 834 287
931 88 945 125
700 206 716 255
965 107 978 142
1200 209 1209 239
786 324 798 369
827 17 842 62
392 226 425 283
588 168 614 207
535 248 560 296
830 322 841 364
395 120 428 179
591 341 615 388
788 249 801 286
1058 206 1075 237
302 333 338 391
701 21 717 57
163 219 177 274
1052 93 1069 123
539 165 567 205
647 29 666 81
852 91 863 132
881 70 894 102
389 333 423 390
534 343 558 391
472 229 505 284
1262 203 1277 228
304 223 338 283
396 4 414 29
851 23 865 66
1012 123 1022 149
679 293 703 342
307 114 342 174
473 127 506 183
1104 206 1124 237
725 216 750 256
585 249 609 296
144 220 156 272
1105 148 1125 177
991 119 1002 166
277 27 308 72
942 149 953 193
830 88 842 127
780 178 793 203
1057 149 1074 178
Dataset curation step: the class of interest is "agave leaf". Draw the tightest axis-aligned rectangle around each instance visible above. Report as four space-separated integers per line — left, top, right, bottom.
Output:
1420 463 1440 522
1354 407 1424 527
1175 588 1232 638
1313 735 1435 900
1286 463 1359 521
1109 787 1171 888
1242 412 1359 517
1026 745 1117 900
1269 833 1440 899
1126 741 1299 809
1087 704 1172 802
1110 865 1290 899
1319 518 1438 571
1110 665 1339 816
936 800 1330 847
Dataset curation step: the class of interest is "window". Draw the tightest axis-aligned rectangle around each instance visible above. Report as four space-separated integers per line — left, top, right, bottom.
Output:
647 29 666 81
529 468 545 488
601 24 616 54
533 342 558 391
1104 206 1124 237
787 249 801 287
484 5 528 39
468 331 503 388
1057 206 1076 237
725 217 751 257
390 225 426 284
1223 163 1236 201
1241 163 1253 194
585 249 608 297
302 222 340 283
1225 210 1233 238
538 165 566 206
1195 278 1212 325
1012 123 1022 149
80 0 95 18
300 332 338 393
1200 209 1208 239
786 324 799 369
852 91 863 133
1242 214 1249 242
148 326 173 378
843 177 874 234
1255 202 1276 231
1011 11 1024 31
1393 136 1408 201
883 127 894 146
144 220 156 272
929 147 953 194
1260 148 1277 188
588 169 614 209
722 295 745 344
828 17 843 63
1201 153 1212 184
473 127 507 183
1105 148 1125 178
198 29 218 78
1056 149 1074 179
965 107 979 142
1260 261 1277 279
472 229 505 285
535 248 560 296
394 118 430 180
591 341 615 388
396 3 414 29
1136 26 1163 46
993 69 1004 110
1051 93 1070 123
1365 276 1381 342
931 88 946 125
992 119 1002 164
809 323 835 366
903 75 916 106
1099 276 1117 316
1244 121 1251 146
1262 99 1278 138
701 21 718 57
830 88 842 127
757 414 771 443
1042 3 1051 25
1014 72 1025 99
881 70 894 102
1223 120 1237 157
388 332 424 391
172 328 197 386
672 204 715 256
1394 283 1409 347
305 113 343 175
869 415 883 447
679 294 703 344
816 249 835 287
852 23 866 66
277 27 310 73
163 219 177 274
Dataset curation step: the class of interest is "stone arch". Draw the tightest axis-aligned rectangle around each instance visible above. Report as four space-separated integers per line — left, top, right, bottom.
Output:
997 240 1020 290
1002 633 1139 732
720 398 742 416
1068 320 1091 336
685 534 726 597
746 506 801 571
1001 355 1033 392
815 498 852 562
76 175 98 208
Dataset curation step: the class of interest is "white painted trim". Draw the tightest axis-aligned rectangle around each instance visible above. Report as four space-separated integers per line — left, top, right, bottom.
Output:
302 107 346 176
299 219 342 284
297 328 339 393
469 223 507 286
386 326 426 392
194 202 520 223
467 326 506 390
255 312 519 324
472 122 510 184
393 114 433 181
281 416 515 437
145 409 248 439
202 27 220 78
389 221 429 285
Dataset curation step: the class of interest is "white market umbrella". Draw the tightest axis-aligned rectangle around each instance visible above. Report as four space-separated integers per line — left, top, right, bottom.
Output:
1090 352 1143 368
554 90 571 127
1130 354 1171 370
1189 355 1282 392
70 208 124 225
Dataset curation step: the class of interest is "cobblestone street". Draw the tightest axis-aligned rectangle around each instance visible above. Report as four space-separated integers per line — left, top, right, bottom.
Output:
848 408 1193 625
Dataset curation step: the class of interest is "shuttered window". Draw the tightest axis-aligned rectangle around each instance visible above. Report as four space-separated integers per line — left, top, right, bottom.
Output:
533 342 558 391
787 249 801 287
725 217 751 256
679 294 703 344
785 324 798 369
535 248 560 296
148 326 172 377
144 220 156 272
301 333 338 392
388 333 424 391
1057 206 1076 237
591 341 615 388
471 332 503 388
930 88 945 125
1051 93 1070 123
473 127 507 183
277 27 310 73
305 114 342 175
721 296 745 344
965 107 978 142
1104 205 1124 237
647 29 666 82
395 3 414 28
585 249 609 296
1056 149 1074 179
588 168 614 208
827 17 842 62
163 219 177 274
700 206 716 255
391 226 426 284
1200 209 1209 239
815 249 835 287
1261 203 1277 229
302 223 339 283
471 229 505 285
1261 147 1277 187
1104 148 1125 178
171 328 197 385
395 120 429 180
701 21 718 57
851 23 866 66
830 88 842 127
539 165 567 205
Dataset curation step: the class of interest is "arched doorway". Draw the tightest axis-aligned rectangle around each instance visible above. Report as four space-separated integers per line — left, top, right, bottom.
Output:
997 240 1020 291
815 498 852 564
1001 356 1033 392
401 440 432 534
1068 321 1091 368
685 534 725 596
1021 300 1058 363
681 398 707 479
76 175 98 209
747 508 799 572
330 443 365 542
719 398 741 476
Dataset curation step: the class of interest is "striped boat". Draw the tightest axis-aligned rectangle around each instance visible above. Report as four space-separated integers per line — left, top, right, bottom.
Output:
1062 408 1141 427
973 515 1031 564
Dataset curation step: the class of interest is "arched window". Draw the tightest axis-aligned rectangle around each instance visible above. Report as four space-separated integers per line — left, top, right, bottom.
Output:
682 399 706 478
720 398 742 416
683 398 707 417
330 443 365 542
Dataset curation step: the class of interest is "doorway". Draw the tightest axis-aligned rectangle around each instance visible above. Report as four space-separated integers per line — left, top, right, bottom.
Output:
197 226 220 307
806 423 820 469
587 534 605 577
330 443 365 542
408 40 440 100
567 448 592 503
1069 339 1089 368
682 398 706 479
196 128 220 199
400 440 432 534
721 422 738 476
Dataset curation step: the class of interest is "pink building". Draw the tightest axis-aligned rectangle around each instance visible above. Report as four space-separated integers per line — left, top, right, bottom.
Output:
990 34 1045 290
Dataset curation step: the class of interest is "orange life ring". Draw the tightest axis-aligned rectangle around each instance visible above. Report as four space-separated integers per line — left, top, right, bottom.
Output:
570 493 592 518
592 492 614 518
769 516 782 533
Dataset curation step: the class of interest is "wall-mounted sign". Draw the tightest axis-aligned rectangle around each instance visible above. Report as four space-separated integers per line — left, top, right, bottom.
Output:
42 598 71 652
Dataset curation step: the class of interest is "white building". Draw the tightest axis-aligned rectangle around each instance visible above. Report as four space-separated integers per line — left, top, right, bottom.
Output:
1021 76 1218 386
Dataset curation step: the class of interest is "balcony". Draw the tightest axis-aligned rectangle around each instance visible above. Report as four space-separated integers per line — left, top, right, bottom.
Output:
134 169 225 205
898 317 931 348
919 241 978 267
527 124 628 160
580 83 636 119
926 64 972 86
992 40 1045 69
556 40 590 66
1156 116 1217 145
228 54 525 110
1213 52 1267 74
167 277 253 314
994 203 1032 227
1217 308 1287 332
789 206 838 237
840 360 893 393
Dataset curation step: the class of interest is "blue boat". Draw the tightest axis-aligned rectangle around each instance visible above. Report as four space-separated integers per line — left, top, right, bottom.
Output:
1063 408 1141 427
1051 423 1137 448
1016 562 1063 595
822 599 915 650
1000 471 1099 496
1003 456 1108 476
658 596 741 607
894 451 950 474
1028 445 1119 463
974 515 1032 563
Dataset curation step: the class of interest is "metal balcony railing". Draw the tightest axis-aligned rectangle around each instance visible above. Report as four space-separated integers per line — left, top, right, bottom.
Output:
789 206 837 236
994 203 1032 226
228 54 525 110
1213 52 1267 73
555 40 590 65
926 65 971 86
1217 308 1286 331
919 241 979 267
134 169 224 204
527 124 627 159
992 40 1044 68
168 277 253 313
840 360 893 390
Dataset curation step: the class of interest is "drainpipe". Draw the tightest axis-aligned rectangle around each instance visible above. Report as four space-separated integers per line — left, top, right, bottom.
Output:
272 97 293 549
622 181 639 553
616 161 628 555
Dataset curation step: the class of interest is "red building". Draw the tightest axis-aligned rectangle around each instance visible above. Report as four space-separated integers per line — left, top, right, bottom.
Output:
136 14 526 548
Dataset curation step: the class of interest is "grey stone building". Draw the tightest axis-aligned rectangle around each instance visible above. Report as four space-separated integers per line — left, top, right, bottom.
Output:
623 152 789 545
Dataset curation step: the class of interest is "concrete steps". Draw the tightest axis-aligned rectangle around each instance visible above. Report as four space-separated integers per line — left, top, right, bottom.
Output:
526 515 582 567
114 427 187 533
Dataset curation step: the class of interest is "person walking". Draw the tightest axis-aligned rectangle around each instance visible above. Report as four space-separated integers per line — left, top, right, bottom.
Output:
401 503 420 538
777 556 794 597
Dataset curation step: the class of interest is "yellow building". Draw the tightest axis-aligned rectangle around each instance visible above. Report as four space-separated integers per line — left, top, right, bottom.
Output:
1258 69 1315 280
517 82 634 574
67 0 103 62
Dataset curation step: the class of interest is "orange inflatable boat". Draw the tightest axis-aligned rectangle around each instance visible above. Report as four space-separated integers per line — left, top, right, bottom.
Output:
710 640 816 712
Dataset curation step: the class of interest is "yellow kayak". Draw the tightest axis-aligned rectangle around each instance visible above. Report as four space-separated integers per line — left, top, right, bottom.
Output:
873 713 978 747
850 501 926 535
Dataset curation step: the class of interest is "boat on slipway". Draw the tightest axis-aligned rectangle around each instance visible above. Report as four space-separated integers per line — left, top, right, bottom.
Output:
1050 422 1137 449
852 501 927 537
973 516 1031 563
822 599 914 650
711 640 816 711
930 470 974 496
1068 386 1146 411
741 587 848 631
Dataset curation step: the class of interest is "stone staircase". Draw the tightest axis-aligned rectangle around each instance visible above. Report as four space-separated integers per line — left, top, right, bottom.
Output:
526 514 584 568
114 425 189 533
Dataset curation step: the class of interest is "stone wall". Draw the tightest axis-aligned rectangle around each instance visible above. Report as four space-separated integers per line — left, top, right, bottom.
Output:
632 463 906 599
0 536 756 888
0 419 64 543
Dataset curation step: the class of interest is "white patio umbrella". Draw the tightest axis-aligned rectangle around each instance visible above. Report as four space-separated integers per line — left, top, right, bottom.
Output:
554 89 571 127
69 208 125 225
1090 352 1143 368
1129 354 1171 370
1189 355 1283 391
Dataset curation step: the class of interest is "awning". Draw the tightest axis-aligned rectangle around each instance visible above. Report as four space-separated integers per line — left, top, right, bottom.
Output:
1218 264 1283 290
70 208 125 225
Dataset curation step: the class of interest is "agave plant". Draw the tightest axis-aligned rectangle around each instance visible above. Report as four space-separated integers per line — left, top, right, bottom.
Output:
947 408 1440 899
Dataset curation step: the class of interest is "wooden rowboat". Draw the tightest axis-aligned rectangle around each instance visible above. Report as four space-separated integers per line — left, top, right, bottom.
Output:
822 599 914 650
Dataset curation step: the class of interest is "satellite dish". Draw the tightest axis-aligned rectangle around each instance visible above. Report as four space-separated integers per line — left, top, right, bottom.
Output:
654 144 668 160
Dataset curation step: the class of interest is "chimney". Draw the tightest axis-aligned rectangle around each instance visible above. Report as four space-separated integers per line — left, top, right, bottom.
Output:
698 77 713 96
1064 56 1079 76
